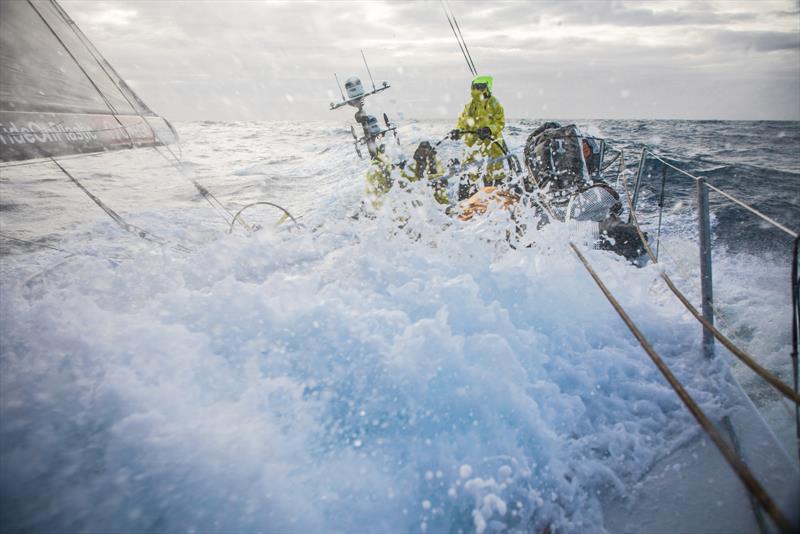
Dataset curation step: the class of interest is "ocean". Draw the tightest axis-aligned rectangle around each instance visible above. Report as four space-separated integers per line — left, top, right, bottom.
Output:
1 119 798 533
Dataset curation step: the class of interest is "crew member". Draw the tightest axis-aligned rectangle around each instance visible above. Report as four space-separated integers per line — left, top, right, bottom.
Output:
450 74 507 199
401 141 448 205
365 145 394 208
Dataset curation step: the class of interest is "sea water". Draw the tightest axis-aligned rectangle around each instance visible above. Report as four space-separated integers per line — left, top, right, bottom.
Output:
0 119 798 533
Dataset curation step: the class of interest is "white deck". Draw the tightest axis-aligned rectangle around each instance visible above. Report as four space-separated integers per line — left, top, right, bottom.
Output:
603 379 799 534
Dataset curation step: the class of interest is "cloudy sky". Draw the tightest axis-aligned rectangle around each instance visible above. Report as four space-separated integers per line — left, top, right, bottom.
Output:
62 0 800 121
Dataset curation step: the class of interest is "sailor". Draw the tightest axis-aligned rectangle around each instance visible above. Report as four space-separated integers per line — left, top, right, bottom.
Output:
401 141 448 205
365 144 394 208
582 137 601 177
449 74 507 200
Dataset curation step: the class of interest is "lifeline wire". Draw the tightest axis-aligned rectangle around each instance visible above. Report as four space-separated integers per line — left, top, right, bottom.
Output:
569 242 793 534
643 150 798 239
621 169 800 405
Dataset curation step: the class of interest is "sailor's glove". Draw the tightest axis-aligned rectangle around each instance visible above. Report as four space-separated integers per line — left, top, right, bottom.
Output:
449 129 462 140
477 126 492 140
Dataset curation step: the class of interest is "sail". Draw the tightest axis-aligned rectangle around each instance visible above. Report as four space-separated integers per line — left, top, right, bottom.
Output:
0 0 177 162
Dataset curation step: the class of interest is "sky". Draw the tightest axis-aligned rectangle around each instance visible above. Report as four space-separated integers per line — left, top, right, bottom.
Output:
61 0 800 121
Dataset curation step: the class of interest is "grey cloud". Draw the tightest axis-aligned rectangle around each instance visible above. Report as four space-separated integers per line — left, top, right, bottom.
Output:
706 30 800 52
61 0 800 121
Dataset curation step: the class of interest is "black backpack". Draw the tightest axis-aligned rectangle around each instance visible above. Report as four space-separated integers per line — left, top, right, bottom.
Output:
523 122 589 194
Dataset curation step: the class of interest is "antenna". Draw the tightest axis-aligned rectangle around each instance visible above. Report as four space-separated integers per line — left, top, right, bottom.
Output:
440 0 477 76
329 54 394 159
361 49 377 91
333 73 346 101
446 0 477 74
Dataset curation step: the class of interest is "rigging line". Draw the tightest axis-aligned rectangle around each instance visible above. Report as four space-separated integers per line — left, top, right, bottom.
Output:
49 157 192 254
0 232 128 264
644 150 797 239
53 0 165 143
150 146 253 232
55 0 184 163
0 232 76 257
360 49 376 91
440 0 476 76
621 171 800 405
150 146 234 226
58 0 183 165
445 0 477 75
569 242 793 534
27 0 136 150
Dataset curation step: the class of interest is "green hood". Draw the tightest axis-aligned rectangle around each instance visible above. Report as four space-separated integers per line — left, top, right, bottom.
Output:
471 74 493 93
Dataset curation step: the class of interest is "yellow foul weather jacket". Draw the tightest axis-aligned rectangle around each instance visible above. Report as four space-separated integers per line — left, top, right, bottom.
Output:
455 93 506 185
365 151 394 208
401 159 449 205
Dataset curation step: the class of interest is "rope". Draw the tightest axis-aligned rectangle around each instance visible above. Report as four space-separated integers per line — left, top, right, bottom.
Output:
63 11 242 233
621 171 799 405
49 0 232 234
1 232 76 257
0 232 126 264
150 146 246 230
50 158 192 254
643 151 797 239
569 242 793 534
51 0 192 177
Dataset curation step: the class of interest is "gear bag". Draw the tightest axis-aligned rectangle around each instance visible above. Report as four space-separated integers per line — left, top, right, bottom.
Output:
523 123 590 194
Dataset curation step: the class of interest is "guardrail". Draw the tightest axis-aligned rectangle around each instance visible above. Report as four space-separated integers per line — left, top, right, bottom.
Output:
625 149 800 473
629 149 798 359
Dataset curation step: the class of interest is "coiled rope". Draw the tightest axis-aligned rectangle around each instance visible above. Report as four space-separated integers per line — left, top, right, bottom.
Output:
569 242 793 534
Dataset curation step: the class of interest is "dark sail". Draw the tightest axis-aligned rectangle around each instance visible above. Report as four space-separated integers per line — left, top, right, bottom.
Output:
0 0 177 162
